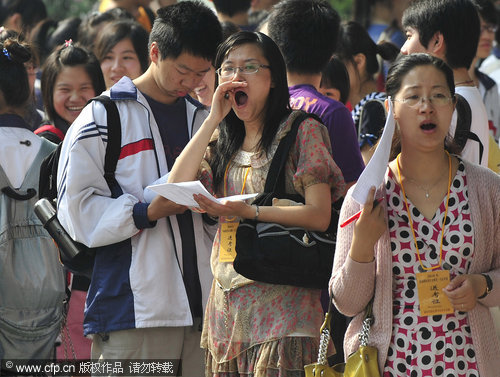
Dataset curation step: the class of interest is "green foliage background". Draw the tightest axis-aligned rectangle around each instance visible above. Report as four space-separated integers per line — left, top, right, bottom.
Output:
43 0 353 22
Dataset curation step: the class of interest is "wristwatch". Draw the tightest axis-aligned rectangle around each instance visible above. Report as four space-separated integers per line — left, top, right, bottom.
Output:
478 274 493 299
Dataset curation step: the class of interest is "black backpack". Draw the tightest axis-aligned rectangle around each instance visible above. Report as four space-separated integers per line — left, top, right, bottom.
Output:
35 95 122 278
454 93 484 164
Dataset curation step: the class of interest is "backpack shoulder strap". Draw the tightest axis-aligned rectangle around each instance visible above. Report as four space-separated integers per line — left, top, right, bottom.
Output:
264 111 321 194
89 95 122 198
454 93 484 163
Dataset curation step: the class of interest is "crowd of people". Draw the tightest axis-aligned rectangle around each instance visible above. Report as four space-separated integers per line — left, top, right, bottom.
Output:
1 0 500 376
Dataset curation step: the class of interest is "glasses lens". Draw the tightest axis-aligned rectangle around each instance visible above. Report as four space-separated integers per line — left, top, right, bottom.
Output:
405 96 420 107
219 66 234 77
243 64 259 74
398 95 451 107
482 24 497 33
431 94 450 106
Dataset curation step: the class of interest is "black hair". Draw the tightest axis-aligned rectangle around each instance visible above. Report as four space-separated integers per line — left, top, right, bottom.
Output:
385 53 461 158
402 0 480 69
211 31 291 192
149 2 222 62
267 0 341 74
0 0 47 34
496 7 500 46
0 37 32 109
77 8 135 51
213 0 252 17
221 21 241 42
0 26 37 66
320 55 350 104
336 21 400 77
353 0 393 30
94 19 150 74
41 43 105 123
473 0 497 26
30 17 82 66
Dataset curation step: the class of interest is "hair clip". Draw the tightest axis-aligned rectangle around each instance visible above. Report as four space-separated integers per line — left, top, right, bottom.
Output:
64 39 73 47
2 48 11 61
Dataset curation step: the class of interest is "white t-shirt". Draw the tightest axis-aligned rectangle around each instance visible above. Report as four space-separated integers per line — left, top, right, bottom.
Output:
0 127 42 188
451 86 489 167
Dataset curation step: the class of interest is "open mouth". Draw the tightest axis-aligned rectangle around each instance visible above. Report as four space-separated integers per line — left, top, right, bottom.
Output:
420 122 437 131
67 106 84 112
235 91 248 106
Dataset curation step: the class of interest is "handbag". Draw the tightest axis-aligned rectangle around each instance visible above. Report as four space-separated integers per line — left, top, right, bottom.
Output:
233 111 341 289
304 299 380 377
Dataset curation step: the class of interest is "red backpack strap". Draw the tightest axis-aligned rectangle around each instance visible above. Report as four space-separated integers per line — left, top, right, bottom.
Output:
35 124 65 142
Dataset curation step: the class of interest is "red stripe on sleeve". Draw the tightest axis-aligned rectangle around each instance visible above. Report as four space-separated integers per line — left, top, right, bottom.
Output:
119 139 154 159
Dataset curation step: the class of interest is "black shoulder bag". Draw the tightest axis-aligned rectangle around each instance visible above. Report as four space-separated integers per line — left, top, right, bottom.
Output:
234 111 340 289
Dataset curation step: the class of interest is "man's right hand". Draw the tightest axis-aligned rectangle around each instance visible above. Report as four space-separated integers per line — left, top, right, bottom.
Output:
147 195 188 221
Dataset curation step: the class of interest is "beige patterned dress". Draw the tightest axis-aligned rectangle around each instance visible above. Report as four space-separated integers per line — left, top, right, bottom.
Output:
198 111 345 377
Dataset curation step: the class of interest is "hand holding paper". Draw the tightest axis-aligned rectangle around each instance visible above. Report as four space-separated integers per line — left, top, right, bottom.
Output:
146 180 258 208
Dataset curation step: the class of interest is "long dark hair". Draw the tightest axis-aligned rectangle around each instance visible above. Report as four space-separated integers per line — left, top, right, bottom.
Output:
210 31 291 192
336 21 399 77
385 53 461 159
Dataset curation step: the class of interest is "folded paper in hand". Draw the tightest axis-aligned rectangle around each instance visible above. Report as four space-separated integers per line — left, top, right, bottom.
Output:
146 180 258 208
351 98 395 205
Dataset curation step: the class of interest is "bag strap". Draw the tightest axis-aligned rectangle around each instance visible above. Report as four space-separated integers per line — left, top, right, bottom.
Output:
315 298 334 365
358 299 374 347
0 164 36 200
89 95 122 198
263 111 321 195
454 93 484 164
315 297 374 365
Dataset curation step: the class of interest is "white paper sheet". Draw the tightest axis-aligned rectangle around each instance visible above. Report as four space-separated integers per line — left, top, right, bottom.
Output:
146 180 258 208
352 98 395 205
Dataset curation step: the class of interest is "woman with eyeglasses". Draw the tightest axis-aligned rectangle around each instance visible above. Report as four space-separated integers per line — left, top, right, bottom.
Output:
330 53 500 377
167 31 345 377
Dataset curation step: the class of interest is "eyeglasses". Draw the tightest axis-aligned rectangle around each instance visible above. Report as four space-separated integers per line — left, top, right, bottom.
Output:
216 63 270 78
481 24 498 34
393 94 455 108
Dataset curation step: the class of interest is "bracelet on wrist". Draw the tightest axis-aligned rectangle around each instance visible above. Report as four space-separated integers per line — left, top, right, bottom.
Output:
253 204 260 220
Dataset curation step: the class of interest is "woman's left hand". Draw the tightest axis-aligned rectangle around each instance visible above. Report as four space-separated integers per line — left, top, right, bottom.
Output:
193 194 254 219
443 274 487 312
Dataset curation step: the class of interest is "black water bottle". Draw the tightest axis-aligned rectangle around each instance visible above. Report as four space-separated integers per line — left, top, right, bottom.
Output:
34 198 82 259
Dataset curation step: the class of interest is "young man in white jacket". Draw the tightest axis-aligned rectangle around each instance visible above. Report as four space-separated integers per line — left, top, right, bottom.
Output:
57 3 222 374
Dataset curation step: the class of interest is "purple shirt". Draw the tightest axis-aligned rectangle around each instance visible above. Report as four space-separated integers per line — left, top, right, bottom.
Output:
289 84 365 183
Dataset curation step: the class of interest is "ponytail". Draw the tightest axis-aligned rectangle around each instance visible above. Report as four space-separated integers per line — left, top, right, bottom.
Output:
0 38 32 109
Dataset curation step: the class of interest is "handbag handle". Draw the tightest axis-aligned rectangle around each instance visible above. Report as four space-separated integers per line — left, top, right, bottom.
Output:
315 298 333 366
315 297 374 365
359 300 374 347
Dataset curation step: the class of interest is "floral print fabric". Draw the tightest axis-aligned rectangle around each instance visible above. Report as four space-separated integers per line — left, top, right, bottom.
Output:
199 112 344 376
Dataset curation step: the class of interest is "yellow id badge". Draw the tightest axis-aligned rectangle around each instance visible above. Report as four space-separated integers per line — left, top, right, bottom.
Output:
219 222 239 263
416 270 454 316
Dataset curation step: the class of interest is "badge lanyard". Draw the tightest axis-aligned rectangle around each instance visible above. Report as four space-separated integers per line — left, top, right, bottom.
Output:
396 151 452 271
396 152 454 316
219 162 251 263
224 162 251 198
